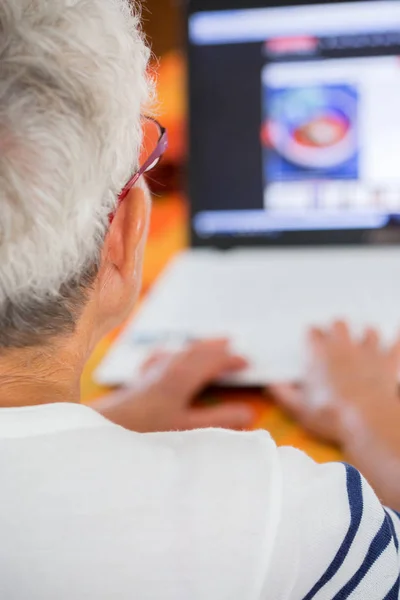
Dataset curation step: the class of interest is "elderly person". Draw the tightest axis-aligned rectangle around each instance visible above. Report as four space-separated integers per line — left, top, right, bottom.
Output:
0 1 399 599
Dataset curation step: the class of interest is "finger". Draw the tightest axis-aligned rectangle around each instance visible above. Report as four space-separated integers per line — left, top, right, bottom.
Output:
330 320 351 343
308 327 326 356
270 383 304 419
185 339 248 370
220 355 249 372
186 353 249 394
140 351 172 374
187 338 230 351
361 327 380 351
182 403 255 430
184 338 240 366
387 336 400 371
177 342 249 395
309 327 326 343
161 343 248 403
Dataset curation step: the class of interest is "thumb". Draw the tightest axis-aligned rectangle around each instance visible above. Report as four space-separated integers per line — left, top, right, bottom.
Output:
182 403 255 430
269 384 304 419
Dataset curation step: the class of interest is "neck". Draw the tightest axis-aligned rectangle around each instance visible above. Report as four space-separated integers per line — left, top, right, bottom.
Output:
0 339 88 409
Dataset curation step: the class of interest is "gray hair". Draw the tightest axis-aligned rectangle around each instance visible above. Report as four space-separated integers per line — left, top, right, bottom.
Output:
0 0 151 347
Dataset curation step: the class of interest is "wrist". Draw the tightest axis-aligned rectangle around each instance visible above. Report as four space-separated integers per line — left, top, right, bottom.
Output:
339 395 400 455
91 388 149 432
338 397 400 509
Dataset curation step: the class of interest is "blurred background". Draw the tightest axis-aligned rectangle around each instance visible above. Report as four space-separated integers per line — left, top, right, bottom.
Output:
143 0 183 56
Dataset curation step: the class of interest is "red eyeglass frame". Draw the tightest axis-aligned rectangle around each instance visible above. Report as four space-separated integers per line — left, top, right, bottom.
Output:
110 118 168 222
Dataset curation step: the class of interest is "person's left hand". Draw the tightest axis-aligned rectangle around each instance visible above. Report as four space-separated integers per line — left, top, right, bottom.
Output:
94 339 255 432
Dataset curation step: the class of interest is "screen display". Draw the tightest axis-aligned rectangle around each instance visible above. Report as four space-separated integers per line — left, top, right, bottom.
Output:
188 1 400 241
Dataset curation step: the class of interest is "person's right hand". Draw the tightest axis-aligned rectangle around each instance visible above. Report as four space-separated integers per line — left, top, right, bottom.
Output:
271 321 400 445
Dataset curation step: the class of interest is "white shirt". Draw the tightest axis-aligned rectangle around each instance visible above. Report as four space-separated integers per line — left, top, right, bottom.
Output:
0 402 398 599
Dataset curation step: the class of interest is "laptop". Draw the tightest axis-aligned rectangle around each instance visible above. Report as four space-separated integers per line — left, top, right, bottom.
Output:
96 0 400 387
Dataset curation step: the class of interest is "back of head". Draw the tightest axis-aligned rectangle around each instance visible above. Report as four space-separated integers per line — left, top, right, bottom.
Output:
0 0 150 347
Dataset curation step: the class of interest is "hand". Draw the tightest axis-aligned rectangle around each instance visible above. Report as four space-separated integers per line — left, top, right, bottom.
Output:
95 339 255 432
271 321 400 445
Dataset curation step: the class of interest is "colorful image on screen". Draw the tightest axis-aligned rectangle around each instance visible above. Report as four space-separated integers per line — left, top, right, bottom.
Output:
262 84 359 181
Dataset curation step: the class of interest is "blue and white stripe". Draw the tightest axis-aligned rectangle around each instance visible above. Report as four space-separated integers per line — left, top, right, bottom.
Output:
303 465 400 599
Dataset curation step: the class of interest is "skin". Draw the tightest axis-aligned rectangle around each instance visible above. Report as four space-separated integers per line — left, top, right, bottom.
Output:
271 321 400 510
0 186 254 430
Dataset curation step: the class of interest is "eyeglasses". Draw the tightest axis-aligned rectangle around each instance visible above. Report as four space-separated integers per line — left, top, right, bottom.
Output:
111 117 168 221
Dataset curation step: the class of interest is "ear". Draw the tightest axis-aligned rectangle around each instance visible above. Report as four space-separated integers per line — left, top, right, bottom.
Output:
79 186 150 348
104 186 150 280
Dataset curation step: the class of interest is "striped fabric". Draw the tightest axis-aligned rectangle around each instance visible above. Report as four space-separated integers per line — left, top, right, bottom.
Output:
302 465 400 600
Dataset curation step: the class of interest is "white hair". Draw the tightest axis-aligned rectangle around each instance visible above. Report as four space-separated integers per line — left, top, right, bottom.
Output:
0 0 151 345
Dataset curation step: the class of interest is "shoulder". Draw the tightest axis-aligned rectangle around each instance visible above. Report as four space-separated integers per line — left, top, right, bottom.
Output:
146 427 277 465
264 448 400 599
137 428 280 507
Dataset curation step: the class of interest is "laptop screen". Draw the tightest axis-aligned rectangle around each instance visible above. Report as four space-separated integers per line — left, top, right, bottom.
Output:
188 0 400 245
